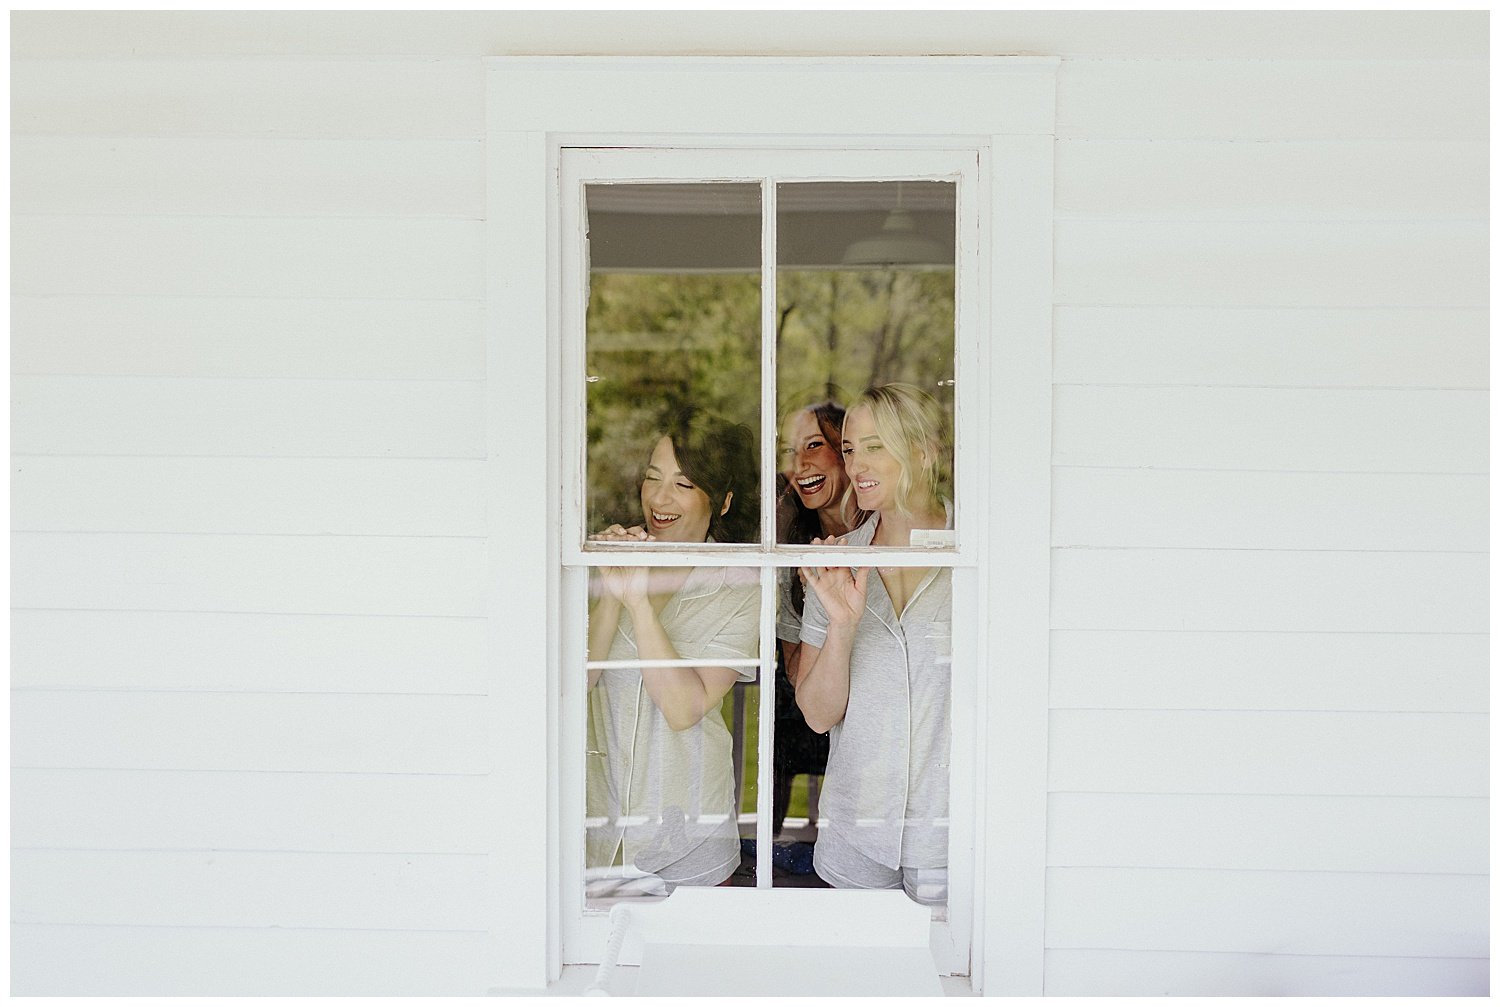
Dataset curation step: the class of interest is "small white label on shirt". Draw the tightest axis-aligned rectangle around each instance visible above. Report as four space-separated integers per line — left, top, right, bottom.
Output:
910 528 956 549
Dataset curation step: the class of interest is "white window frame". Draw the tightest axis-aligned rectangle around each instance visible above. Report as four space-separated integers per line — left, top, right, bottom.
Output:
485 56 1056 995
560 146 977 976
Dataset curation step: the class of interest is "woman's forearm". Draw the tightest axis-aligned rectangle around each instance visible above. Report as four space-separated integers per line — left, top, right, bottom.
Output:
587 594 624 689
794 623 856 733
780 640 803 688
627 601 736 731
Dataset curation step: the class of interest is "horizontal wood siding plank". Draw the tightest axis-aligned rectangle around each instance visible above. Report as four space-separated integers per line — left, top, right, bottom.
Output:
13 692 489 773
1052 549 1486 634
13 849 488 931
12 533 488 617
13 458 487 536
1045 867 1487 958
1052 469 1487 552
12 296 485 380
1052 386 1486 473
11 923 492 996
1055 219 1486 308
1048 794 1488 874
12 57 484 138
13 136 484 218
1055 139 1487 220
1057 58 1486 140
1053 306 1488 389
10 12 1489 60
1044 949 1488 996
13 378 484 458
13 769 491 852
13 216 484 298
1049 710 1486 796
12 610 486 692
497 63 1054 134
1049 630 1488 713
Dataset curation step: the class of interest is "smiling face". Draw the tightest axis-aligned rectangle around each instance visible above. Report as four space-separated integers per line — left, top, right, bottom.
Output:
841 404 905 514
640 436 721 543
780 409 846 515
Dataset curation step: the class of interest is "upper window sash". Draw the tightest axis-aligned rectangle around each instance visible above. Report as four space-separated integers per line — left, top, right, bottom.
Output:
559 146 981 567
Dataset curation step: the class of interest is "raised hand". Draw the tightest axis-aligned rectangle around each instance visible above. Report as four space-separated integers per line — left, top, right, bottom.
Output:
799 535 869 627
598 565 651 608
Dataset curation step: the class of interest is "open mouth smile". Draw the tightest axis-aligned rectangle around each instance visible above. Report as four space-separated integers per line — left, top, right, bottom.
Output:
855 479 879 493
795 474 828 495
649 510 681 528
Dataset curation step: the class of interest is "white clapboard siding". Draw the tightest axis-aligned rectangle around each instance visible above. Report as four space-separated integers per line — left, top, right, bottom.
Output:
13 458 487 536
13 692 489 774
1044 949 1488 997
1057 58 1486 140
13 378 484 458
9 12 1490 61
1055 139 1487 220
1052 469 1487 552
1052 386 1486 473
13 217 483 299
13 849 489 931
1052 549 1486 634
13 769 492 852
1049 631 1488 713
1055 219 1486 308
12 924 493 996
1045 867 1487 958
1049 710 1486 796
11 57 485 138
1053 306 1489 389
13 136 484 218
1047 793 1488 874
12 296 485 380
11 610 486 693
12 533 488 617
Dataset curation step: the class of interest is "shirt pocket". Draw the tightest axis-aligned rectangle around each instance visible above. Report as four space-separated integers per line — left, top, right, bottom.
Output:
925 618 952 659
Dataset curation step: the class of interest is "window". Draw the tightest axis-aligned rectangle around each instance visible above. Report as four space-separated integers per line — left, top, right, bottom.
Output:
486 56 1057 990
558 147 977 971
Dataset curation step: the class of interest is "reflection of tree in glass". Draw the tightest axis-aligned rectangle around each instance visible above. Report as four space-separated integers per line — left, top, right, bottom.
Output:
583 267 955 533
776 269 955 421
586 272 761 532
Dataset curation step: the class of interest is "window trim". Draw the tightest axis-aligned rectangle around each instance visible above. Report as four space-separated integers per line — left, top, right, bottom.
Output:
484 55 1057 995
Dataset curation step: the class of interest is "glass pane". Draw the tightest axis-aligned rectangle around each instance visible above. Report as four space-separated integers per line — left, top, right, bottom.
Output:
774 182 955 905
776 563 952 908
583 566 762 909
584 182 762 546
775 180 956 548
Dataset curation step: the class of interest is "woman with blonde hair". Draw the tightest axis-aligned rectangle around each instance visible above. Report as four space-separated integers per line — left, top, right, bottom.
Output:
794 382 953 905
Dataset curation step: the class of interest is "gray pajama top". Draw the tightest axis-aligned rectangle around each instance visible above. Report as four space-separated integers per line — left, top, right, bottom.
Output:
799 511 953 871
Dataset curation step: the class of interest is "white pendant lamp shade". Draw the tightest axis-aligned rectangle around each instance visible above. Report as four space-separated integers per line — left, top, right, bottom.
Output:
841 206 948 267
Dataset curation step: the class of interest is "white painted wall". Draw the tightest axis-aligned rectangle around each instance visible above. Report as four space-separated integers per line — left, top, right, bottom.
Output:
10 12 1487 996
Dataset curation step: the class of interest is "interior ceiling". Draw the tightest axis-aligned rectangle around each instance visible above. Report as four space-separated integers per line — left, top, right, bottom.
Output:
586 181 957 215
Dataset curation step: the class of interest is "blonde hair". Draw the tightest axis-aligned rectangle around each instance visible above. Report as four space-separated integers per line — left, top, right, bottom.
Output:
841 382 950 518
